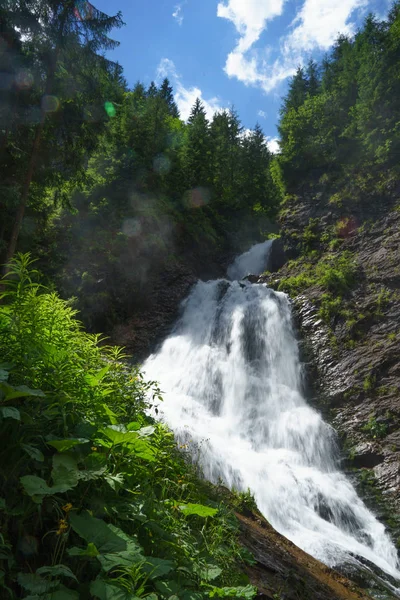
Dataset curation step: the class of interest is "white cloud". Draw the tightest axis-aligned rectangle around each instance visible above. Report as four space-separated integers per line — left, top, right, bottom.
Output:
156 58 223 121
172 4 184 26
218 0 368 93
217 0 286 53
258 110 267 119
266 136 280 153
283 0 368 55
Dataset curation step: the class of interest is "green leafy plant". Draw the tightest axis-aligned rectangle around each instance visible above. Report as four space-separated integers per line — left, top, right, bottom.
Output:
0 255 256 600
361 415 387 440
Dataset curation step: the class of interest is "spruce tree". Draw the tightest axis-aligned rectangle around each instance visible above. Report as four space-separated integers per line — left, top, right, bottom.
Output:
3 0 124 266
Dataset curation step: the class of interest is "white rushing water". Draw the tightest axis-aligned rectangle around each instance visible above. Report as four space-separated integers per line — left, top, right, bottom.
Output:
143 243 400 583
227 239 273 281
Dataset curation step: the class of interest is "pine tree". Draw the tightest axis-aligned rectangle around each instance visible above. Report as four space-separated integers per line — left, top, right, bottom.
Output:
159 78 179 118
182 98 210 189
147 81 158 97
306 59 320 97
281 67 308 113
3 0 124 266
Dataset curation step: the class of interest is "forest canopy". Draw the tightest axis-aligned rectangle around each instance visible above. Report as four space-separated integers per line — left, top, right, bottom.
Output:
1 1 400 328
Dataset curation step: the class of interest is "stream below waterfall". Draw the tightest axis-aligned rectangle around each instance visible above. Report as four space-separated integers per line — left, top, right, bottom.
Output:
143 241 400 591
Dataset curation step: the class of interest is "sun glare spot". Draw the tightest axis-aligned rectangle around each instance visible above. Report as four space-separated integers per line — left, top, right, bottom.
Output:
41 95 60 112
15 69 34 90
104 101 116 117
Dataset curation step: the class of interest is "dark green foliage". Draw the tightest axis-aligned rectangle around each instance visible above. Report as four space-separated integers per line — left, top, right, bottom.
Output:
0 0 126 264
361 415 387 439
41 89 280 329
1 2 281 327
0 255 256 599
278 4 400 193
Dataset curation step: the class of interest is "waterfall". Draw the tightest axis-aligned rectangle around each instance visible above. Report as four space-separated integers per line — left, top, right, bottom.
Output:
143 243 400 583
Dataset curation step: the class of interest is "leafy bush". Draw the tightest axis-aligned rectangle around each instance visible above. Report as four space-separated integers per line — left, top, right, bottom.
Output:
0 255 256 600
315 252 356 294
318 293 343 323
361 415 387 440
278 251 357 301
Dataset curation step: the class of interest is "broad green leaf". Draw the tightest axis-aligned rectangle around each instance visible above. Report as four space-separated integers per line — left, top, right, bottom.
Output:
5 385 45 400
90 579 138 600
178 503 218 518
100 427 139 445
104 474 124 490
101 404 118 424
69 513 127 554
107 524 143 547
17 572 58 594
155 580 181 597
0 406 20 420
208 585 256 599
195 564 222 582
137 425 155 437
85 365 110 387
36 565 78 581
0 498 6 510
51 455 79 491
97 549 144 573
126 422 141 431
83 452 107 469
97 525 144 572
73 422 97 439
67 543 99 557
143 557 174 579
20 476 57 497
20 474 76 500
47 438 89 452
21 444 44 462
78 452 107 481
99 428 155 461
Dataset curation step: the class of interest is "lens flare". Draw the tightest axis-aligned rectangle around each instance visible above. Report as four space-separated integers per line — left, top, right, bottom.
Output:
153 154 171 175
15 69 34 90
122 218 142 238
185 187 210 209
41 95 60 112
104 101 116 118
74 0 94 21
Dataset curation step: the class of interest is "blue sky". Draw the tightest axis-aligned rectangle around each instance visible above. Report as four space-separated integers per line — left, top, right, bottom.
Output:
94 0 391 151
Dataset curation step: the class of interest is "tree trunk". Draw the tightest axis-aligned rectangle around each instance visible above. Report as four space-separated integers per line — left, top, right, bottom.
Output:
3 115 45 270
3 45 60 272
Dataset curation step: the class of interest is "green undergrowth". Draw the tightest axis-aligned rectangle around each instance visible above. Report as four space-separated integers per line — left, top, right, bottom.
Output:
275 251 358 327
0 255 256 600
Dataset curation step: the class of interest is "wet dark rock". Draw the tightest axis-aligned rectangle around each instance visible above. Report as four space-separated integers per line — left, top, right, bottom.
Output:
110 261 198 362
350 444 385 469
237 511 375 600
266 237 286 272
255 192 400 563
338 555 400 597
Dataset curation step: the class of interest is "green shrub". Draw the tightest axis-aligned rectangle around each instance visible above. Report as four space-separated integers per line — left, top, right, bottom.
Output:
278 252 357 299
363 373 376 392
319 293 342 323
315 252 356 294
0 254 256 600
361 415 387 440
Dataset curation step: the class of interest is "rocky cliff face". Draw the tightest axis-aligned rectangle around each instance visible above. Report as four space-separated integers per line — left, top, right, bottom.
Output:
257 191 400 542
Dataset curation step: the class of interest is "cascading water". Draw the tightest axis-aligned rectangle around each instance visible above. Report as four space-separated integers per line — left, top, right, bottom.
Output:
143 243 400 586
